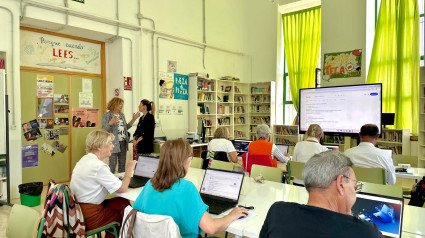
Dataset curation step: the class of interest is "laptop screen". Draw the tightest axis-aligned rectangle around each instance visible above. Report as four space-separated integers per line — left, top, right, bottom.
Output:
134 156 160 178
275 144 289 154
381 149 393 159
200 169 244 201
232 140 252 153
324 145 339 151
351 192 404 238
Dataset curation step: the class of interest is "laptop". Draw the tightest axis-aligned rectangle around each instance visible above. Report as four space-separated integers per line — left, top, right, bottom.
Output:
128 155 160 188
323 144 339 151
351 192 404 238
381 149 393 159
232 139 252 155
275 144 289 154
199 168 244 214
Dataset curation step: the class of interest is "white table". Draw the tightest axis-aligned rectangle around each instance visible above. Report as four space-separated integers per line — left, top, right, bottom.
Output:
115 168 425 238
395 167 425 180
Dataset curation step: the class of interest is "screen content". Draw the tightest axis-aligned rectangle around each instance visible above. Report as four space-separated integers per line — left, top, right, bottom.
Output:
134 156 159 178
200 170 244 201
232 140 252 152
352 193 403 238
276 144 289 154
299 84 381 134
324 145 339 151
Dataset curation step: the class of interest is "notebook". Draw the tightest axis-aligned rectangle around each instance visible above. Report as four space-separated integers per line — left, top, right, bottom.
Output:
351 192 404 238
128 155 160 188
199 168 244 214
275 144 289 154
232 139 252 155
323 145 339 151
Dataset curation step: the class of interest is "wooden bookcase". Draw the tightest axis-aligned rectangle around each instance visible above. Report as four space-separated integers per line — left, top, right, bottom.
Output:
249 82 273 141
273 125 299 155
234 82 249 140
419 68 425 167
377 129 410 155
322 135 351 152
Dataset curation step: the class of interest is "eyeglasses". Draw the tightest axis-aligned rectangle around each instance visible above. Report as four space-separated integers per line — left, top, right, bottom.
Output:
189 153 194 160
343 175 363 193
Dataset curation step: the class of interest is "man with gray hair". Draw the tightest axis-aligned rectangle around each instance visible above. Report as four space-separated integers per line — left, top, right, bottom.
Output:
248 124 290 167
260 151 383 238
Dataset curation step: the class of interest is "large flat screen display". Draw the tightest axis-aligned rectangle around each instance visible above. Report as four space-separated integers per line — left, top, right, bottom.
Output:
299 84 382 134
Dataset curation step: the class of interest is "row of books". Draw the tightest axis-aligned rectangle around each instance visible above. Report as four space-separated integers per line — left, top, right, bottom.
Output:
275 127 298 136
234 130 246 138
197 79 215 91
251 95 271 103
219 85 232 92
251 86 270 94
197 93 214 102
234 96 245 103
380 131 403 142
217 117 231 126
217 105 232 114
235 117 246 124
234 106 246 114
251 116 270 125
197 104 211 115
200 118 213 127
250 105 270 113
275 138 296 146
323 135 345 144
217 95 231 102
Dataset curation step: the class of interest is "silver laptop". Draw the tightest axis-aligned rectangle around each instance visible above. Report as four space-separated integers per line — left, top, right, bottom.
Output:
200 168 244 214
275 144 289 154
129 156 160 188
352 192 404 238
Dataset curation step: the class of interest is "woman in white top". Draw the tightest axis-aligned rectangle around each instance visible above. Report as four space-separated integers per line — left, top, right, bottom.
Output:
293 124 327 163
207 127 238 163
70 130 137 238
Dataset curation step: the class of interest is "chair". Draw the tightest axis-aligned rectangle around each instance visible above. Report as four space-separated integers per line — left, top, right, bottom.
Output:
286 161 305 184
241 153 272 176
250 164 283 183
352 167 385 185
190 157 203 169
6 204 41 238
392 155 418 167
210 160 234 171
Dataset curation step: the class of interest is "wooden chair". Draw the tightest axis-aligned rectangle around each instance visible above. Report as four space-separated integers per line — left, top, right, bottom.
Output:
241 153 272 176
352 167 386 185
210 160 234 171
392 155 418 167
6 204 41 238
190 157 203 169
286 161 305 184
250 164 283 183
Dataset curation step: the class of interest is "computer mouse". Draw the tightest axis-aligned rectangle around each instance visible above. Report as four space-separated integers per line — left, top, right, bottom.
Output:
238 212 248 219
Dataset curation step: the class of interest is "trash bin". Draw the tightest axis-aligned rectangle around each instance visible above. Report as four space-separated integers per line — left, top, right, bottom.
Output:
18 182 43 207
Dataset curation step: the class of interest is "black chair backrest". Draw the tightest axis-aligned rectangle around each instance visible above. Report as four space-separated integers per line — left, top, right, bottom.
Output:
201 150 209 169
213 151 228 162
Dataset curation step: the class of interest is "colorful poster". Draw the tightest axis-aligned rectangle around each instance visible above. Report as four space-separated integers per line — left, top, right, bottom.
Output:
174 73 188 100
22 119 42 141
72 108 99 127
124 77 132 91
323 49 362 80
41 143 56 156
51 140 67 153
37 75 54 97
54 94 69 104
79 92 93 108
21 30 101 74
22 145 38 168
159 72 174 99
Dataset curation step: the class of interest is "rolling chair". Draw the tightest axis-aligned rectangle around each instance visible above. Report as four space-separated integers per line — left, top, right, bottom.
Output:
250 164 283 183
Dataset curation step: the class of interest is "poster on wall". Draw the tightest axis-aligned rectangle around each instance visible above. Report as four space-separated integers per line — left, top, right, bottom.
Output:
79 92 93 108
37 75 54 97
159 72 174 99
82 78 92 92
41 143 56 156
72 108 99 127
22 145 38 168
174 73 188 100
54 94 69 104
20 30 102 74
323 49 362 81
158 100 184 115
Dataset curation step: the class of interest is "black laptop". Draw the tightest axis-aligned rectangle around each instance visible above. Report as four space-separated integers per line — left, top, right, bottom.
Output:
199 168 244 214
351 192 404 238
232 139 252 155
128 155 160 188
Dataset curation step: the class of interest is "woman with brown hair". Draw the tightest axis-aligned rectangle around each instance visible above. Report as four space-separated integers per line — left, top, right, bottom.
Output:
132 139 247 237
102 97 140 173
133 99 156 154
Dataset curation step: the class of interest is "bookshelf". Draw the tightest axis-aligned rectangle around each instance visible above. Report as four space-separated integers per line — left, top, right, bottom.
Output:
234 82 249 140
376 129 410 155
323 135 351 152
273 125 299 155
249 82 273 141
217 80 234 139
194 77 217 141
419 68 425 168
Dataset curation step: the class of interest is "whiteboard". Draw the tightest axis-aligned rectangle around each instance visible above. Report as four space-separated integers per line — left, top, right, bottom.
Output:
0 69 6 155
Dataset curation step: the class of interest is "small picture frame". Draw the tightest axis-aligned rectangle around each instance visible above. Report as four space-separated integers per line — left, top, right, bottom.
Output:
37 97 53 119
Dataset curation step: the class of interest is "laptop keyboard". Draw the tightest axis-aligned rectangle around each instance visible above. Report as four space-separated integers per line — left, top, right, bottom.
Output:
201 195 235 214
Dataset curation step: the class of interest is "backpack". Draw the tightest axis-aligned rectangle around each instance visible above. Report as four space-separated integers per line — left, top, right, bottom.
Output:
40 180 86 238
408 176 425 207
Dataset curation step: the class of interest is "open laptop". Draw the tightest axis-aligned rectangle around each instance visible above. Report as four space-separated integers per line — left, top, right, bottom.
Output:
199 168 244 214
275 144 289 154
381 149 393 159
323 144 339 151
351 192 404 238
128 155 160 188
232 139 252 155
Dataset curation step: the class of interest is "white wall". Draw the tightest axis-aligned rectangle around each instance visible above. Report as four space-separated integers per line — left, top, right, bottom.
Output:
0 0 279 198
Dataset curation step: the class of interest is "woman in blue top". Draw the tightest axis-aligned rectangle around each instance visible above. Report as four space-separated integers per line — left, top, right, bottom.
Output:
133 139 247 237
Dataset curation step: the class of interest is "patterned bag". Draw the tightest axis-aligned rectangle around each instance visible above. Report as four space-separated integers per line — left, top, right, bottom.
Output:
41 180 86 238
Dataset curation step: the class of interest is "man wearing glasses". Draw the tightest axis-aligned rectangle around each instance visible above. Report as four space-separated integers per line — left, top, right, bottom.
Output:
260 151 383 238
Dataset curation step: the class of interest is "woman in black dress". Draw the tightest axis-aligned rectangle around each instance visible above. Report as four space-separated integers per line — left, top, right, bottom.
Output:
133 99 156 154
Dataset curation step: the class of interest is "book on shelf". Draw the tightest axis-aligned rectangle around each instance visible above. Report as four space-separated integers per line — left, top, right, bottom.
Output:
251 86 271 94
234 106 245 113
217 105 232 114
225 86 232 92
275 127 298 135
218 117 231 126
380 131 402 142
223 95 229 102
234 96 245 103
234 130 246 138
235 117 246 124
235 86 241 93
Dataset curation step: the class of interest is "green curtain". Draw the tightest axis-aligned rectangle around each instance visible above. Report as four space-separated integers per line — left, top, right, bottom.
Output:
367 0 419 135
282 6 321 113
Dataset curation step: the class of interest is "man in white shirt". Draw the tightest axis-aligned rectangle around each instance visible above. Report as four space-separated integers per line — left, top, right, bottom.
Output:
344 124 396 184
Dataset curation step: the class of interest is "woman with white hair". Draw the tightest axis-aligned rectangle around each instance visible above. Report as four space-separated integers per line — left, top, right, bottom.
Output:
248 124 290 167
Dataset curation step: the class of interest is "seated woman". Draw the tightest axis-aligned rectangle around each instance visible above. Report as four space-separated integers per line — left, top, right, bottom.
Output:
207 127 238 163
292 124 327 163
248 124 290 167
70 130 137 238
132 139 248 238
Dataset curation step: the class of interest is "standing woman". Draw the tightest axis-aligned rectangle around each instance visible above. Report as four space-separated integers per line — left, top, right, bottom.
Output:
133 99 156 155
102 97 140 173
